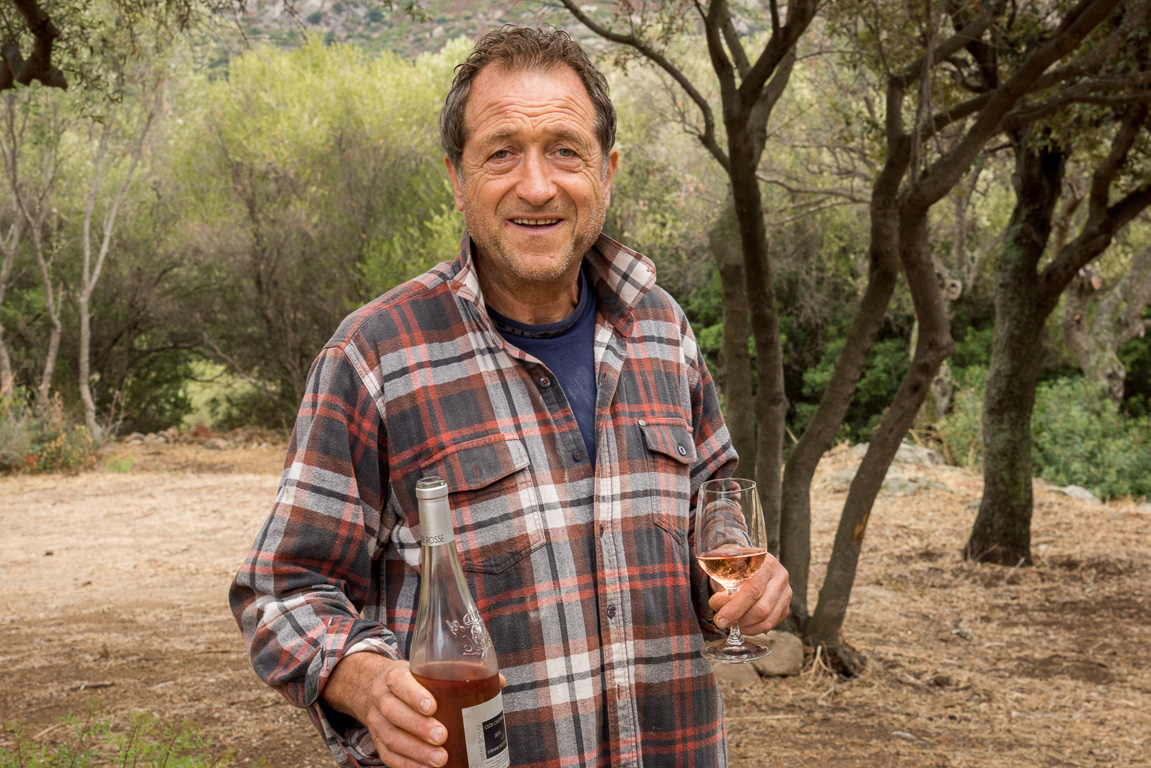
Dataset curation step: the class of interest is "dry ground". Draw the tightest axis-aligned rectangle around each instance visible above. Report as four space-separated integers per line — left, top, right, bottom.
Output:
1 438 1148 767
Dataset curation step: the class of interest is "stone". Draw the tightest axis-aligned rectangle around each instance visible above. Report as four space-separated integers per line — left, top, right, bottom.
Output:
894 442 945 466
1062 485 1101 505
751 630 804 677
711 660 761 687
201 437 232 450
847 441 944 466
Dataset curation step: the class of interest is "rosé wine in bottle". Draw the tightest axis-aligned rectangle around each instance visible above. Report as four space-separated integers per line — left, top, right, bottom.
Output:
409 477 510 768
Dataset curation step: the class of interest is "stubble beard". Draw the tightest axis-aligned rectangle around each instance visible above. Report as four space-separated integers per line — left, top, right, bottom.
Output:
463 187 609 299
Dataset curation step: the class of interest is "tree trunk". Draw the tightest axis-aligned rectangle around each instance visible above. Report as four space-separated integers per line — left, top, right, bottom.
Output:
708 197 756 472
28 225 60 408
726 119 788 555
806 203 955 671
778 136 909 628
0 328 13 397
78 293 98 434
965 142 1065 565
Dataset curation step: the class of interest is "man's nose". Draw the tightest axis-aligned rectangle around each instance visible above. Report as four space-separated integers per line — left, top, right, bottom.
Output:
515 151 557 206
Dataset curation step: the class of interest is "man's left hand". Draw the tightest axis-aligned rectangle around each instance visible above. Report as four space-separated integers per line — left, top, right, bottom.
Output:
708 554 791 635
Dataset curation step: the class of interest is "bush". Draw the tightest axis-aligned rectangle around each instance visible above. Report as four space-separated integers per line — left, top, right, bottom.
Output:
936 366 987 470
938 369 1151 500
0 392 100 475
1031 377 1151 500
1 706 235 768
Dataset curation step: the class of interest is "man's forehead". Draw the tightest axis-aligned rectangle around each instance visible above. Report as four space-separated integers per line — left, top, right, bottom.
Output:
463 64 597 140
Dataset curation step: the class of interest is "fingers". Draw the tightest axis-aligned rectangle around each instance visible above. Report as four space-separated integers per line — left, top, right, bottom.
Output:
363 661 448 768
711 556 792 636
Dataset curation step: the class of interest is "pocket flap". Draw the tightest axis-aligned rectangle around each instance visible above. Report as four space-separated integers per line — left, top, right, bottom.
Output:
639 419 697 465
422 435 530 492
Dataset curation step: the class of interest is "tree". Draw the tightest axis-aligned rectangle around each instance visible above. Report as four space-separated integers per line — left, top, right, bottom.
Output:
966 100 1151 565
74 69 163 435
173 40 462 424
0 88 65 407
1063 238 1151 400
787 0 1150 669
559 0 820 554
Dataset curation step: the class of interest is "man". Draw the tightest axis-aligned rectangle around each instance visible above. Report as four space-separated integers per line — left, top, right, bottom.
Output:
230 26 791 768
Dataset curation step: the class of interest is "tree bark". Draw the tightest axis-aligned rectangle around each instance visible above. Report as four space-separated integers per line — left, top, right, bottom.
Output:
965 140 1066 566
778 131 909 628
1063 245 1151 402
806 200 956 668
708 197 756 472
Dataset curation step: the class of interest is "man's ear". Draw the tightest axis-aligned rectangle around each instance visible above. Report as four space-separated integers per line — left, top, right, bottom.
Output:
603 148 620 206
445 156 465 211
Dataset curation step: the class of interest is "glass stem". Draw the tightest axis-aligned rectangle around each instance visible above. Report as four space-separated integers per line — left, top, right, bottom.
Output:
725 587 743 646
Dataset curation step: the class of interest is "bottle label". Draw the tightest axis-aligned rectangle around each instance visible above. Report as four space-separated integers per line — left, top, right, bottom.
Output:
460 691 509 768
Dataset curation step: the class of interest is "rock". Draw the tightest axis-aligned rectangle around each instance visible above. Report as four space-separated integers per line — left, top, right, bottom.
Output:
827 466 858 490
1062 485 1101 505
711 660 761 687
830 467 945 496
894 443 945 466
125 432 145 444
847 442 943 465
1137 503 1151 513
846 441 944 466
202 437 232 450
751 630 804 677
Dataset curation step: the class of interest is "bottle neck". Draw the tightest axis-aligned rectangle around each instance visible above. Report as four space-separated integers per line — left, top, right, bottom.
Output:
418 493 453 547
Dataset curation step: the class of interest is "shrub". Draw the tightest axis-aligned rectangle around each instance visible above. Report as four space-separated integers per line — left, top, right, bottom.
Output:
1030 377 1151 500
936 366 987 470
1 706 235 767
938 369 1151 500
0 392 100 475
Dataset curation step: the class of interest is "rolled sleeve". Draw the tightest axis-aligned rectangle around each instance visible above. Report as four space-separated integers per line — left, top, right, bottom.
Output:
229 343 398 765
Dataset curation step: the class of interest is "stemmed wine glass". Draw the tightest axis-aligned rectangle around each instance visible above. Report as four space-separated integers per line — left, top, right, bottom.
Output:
694 477 770 663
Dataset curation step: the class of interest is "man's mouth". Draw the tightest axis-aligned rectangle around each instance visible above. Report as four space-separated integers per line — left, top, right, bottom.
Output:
510 218 561 227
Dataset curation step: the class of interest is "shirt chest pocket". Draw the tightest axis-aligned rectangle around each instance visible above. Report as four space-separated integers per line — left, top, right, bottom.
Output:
420 435 545 574
638 418 697 544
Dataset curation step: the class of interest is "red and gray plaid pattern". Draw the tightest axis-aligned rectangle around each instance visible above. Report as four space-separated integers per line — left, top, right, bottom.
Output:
230 232 738 768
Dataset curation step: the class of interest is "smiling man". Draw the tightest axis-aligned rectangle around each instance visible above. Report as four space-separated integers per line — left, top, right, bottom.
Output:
230 26 791 768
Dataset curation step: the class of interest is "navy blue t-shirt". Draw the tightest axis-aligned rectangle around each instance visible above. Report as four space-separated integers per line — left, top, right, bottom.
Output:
488 265 598 469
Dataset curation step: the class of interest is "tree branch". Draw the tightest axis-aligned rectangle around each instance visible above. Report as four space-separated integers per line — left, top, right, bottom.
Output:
3 0 67 91
557 0 729 170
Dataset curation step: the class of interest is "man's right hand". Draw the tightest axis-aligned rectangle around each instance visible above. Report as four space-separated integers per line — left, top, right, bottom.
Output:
321 652 447 768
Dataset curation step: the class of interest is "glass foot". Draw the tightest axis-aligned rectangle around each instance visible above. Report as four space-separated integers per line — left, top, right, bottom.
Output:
703 636 771 664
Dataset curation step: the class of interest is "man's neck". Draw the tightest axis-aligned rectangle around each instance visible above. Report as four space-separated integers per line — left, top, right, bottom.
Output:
475 260 583 325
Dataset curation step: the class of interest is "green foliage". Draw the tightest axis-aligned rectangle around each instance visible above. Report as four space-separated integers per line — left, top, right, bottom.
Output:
1 706 233 767
936 366 987 470
938 369 1151 500
794 335 911 443
1118 308 1151 418
1031 377 1151 501
0 392 99 475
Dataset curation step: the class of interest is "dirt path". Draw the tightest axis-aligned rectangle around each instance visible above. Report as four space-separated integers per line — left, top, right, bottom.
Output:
1 441 1148 767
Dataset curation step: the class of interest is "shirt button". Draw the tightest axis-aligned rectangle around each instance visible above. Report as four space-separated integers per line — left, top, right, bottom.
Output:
573 451 582 462
677 444 687 456
539 376 551 388
607 605 616 619
637 419 647 427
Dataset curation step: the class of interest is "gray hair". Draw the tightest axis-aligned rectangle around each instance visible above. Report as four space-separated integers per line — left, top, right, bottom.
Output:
440 26 617 174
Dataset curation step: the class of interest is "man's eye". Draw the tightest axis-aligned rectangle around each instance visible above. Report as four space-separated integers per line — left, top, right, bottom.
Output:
556 148 578 158
490 149 511 161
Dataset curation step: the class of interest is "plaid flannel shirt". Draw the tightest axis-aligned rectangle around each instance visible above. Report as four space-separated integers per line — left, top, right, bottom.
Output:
230 232 737 768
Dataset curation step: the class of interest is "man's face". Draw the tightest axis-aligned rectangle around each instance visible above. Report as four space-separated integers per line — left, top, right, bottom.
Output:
446 64 619 302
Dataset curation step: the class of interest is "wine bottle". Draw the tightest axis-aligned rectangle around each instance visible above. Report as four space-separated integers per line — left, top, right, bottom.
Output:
410 476 510 768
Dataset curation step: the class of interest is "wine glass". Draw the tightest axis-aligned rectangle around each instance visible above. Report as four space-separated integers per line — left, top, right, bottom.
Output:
694 477 771 663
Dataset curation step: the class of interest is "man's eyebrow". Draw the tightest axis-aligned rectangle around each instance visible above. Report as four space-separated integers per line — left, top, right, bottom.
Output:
476 125 595 151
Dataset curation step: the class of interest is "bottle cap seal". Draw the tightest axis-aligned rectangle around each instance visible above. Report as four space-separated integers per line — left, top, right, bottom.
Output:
416 476 452 545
